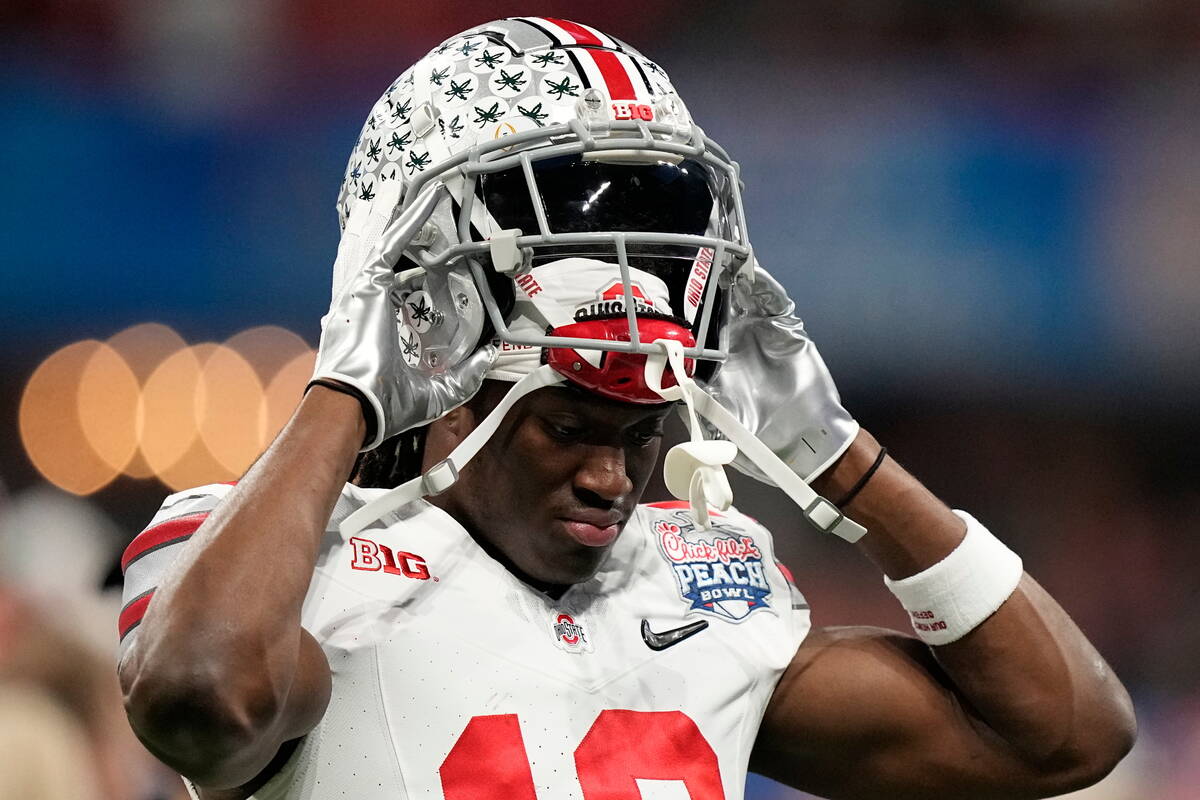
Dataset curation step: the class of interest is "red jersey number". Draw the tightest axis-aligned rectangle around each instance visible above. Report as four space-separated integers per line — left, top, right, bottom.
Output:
440 710 723 799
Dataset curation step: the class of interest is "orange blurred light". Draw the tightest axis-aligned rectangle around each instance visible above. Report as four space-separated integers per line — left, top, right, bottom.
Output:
107 322 188 381
141 344 214 489
198 345 265 475
19 341 123 495
222 326 314 454
154 436 237 492
223 326 312 385
77 342 140 475
21 324 315 495
107 322 188 479
263 349 317 445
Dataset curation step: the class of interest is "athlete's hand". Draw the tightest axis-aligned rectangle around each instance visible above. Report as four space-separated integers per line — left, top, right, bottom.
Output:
702 260 858 483
310 182 494 450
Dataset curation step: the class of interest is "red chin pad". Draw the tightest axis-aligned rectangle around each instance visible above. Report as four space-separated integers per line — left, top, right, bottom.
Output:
544 318 696 404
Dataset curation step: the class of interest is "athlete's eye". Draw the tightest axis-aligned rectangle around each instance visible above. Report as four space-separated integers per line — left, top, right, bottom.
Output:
627 422 665 447
543 415 585 441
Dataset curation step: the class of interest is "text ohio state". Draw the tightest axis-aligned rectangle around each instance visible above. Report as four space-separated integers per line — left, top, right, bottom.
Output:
553 614 587 645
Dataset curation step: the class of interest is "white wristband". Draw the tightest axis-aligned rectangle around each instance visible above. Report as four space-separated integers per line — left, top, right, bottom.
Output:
883 510 1023 646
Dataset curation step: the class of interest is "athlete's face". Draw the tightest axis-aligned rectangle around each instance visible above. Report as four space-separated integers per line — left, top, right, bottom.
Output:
429 384 672 589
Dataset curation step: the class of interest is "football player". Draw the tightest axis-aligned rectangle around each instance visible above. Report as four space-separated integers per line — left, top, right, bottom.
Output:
118 18 1134 800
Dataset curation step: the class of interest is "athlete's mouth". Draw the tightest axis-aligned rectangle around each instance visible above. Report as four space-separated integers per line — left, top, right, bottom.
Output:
558 511 624 548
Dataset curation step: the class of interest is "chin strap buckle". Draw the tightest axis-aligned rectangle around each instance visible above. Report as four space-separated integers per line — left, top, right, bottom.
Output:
804 496 844 532
422 459 459 496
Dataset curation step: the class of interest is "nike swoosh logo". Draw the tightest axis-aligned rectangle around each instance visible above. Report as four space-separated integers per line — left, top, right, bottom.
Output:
640 619 709 651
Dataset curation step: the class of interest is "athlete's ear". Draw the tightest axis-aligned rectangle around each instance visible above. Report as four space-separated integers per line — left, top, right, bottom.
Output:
438 405 476 442
422 405 475 470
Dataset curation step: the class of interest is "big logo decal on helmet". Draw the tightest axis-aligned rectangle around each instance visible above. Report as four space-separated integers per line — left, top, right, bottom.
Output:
654 511 772 622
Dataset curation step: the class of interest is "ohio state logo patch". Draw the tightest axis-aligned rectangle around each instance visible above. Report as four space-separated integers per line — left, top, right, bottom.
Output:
655 513 772 622
549 611 592 653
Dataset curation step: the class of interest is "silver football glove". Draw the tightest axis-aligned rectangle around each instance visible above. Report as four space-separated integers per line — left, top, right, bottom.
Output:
703 261 858 484
310 182 494 451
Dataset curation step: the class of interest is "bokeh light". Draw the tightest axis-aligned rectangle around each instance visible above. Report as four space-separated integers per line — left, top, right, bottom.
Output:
223 325 310 384
107 322 189 479
107 323 189 381
198 345 263 476
264 349 317 443
19 324 316 495
135 342 197 461
223 325 314 451
20 341 125 495
77 342 141 475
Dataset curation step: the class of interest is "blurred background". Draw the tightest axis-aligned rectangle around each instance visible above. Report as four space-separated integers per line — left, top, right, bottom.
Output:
1 0 1197 797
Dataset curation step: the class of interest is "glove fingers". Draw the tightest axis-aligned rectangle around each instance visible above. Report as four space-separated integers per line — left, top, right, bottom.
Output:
374 181 444 272
425 344 497 418
748 265 795 317
731 261 795 318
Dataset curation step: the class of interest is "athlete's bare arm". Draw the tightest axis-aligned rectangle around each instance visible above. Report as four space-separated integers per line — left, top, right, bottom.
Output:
119 387 364 791
751 429 1136 799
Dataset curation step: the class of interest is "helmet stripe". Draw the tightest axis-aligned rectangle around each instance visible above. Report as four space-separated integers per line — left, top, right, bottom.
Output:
519 18 646 102
542 17 608 48
585 49 637 100
515 17 617 49
627 56 656 97
512 16 567 47
562 49 594 89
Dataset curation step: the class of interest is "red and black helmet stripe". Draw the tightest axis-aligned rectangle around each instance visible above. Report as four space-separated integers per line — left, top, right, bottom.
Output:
561 49 594 91
511 17 655 101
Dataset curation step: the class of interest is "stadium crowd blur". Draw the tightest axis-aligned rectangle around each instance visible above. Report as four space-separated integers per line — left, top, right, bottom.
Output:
1 1 1197 797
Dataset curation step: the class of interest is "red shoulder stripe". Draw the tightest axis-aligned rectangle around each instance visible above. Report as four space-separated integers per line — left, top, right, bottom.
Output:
121 512 207 573
645 500 724 517
118 589 154 641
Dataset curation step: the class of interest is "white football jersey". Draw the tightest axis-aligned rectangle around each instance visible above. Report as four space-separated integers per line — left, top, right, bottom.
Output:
120 483 811 800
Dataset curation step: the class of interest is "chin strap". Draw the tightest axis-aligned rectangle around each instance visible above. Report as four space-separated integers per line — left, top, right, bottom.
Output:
648 340 866 543
340 364 566 537
644 343 735 530
340 342 865 543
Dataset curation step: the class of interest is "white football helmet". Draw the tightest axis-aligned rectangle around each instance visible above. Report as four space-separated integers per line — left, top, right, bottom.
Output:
336 19 865 546
334 16 751 402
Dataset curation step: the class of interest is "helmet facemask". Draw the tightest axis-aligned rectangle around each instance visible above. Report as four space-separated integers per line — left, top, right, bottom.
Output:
395 116 750 400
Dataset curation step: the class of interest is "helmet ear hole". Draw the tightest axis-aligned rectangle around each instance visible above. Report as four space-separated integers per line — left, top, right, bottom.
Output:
393 254 422 275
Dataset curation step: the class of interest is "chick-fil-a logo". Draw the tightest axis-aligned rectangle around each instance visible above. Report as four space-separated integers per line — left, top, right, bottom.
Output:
654 519 771 622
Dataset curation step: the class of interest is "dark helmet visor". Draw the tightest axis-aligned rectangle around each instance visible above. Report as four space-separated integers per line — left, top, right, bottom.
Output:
479 154 716 238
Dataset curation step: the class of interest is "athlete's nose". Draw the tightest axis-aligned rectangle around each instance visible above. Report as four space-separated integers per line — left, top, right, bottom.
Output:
574 445 634 505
